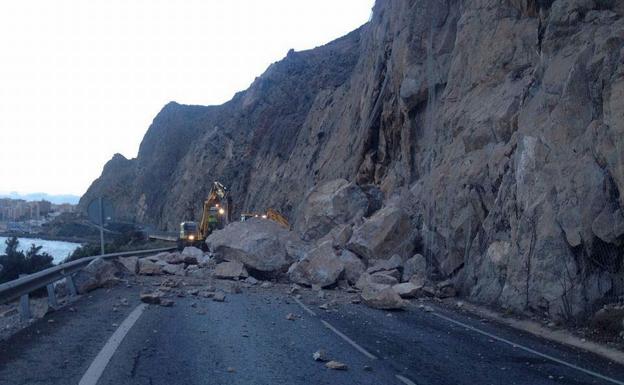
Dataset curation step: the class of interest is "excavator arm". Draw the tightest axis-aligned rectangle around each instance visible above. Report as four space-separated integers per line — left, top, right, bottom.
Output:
199 181 231 238
266 208 290 229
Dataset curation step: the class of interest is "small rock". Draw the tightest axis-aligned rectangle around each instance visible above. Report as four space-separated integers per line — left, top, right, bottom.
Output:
160 299 174 307
313 349 329 361
161 278 181 288
245 276 259 285
213 292 226 302
286 313 297 321
363 365 372 371
289 284 300 294
140 292 162 305
319 303 329 310
260 282 272 289
226 367 236 373
325 361 348 370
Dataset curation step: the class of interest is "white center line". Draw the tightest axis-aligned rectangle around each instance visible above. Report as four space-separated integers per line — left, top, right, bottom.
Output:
292 296 317 317
395 374 418 385
79 303 147 385
320 319 377 360
430 311 624 385
291 295 376 359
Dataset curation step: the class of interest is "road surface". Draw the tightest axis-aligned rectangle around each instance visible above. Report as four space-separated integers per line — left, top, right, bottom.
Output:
0 278 623 385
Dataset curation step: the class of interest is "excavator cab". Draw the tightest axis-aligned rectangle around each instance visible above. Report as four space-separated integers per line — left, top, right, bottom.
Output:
177 221 203 250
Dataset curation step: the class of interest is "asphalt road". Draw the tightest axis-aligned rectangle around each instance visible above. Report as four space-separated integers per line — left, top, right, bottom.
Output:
1 279 623 385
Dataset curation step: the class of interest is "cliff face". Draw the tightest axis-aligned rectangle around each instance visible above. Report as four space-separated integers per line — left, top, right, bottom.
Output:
82 0 624 320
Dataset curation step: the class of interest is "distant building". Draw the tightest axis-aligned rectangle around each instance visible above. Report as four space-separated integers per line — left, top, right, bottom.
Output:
0 197 74 223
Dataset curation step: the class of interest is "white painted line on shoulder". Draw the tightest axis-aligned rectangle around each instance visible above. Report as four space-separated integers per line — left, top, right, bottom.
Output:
79 303 148 385
430 311 624 385
320 319 377 360
395 374 418 385
292 296 317 317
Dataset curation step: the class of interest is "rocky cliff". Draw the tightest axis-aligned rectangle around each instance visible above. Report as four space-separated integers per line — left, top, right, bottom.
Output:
82 0 624 321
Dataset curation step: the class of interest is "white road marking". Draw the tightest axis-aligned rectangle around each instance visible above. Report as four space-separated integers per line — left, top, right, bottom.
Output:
292 296 317 316
430 311 624 385
79 304 147 385
320 319 377 360
395 374 418 385
292 296 376 359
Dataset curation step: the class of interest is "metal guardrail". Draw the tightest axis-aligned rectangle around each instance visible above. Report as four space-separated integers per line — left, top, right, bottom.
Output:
148 234 177 242
0 247 176 316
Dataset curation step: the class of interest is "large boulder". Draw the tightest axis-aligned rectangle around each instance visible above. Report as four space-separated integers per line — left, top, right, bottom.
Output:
73 257 120 294
355 272 391 292
317 224 353 249
402 254 426 282
590 305 624 333
370 272 399 285
287 241 345 287
155 252 185 265
294 179 370 241
393 282 423 298
138 258 163 275
117 256 138 274
206 218 305 275
214 261 249 280
338 249 365 284
181 247 203 263
367 254 403 274
162 263 185 276
361 286 406 310
347 205 415 262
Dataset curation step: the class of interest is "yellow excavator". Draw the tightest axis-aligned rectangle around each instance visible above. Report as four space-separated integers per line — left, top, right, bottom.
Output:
178 181 290 250
178 181 232 250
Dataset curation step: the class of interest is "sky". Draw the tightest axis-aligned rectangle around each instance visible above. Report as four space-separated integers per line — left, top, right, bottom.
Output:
0 0 373 196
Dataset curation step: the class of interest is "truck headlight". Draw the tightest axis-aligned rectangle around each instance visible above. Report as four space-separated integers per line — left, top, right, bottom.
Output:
189 235 195 240
218 208 225 215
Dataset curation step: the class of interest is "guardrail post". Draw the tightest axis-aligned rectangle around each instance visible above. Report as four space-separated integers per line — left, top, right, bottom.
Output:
18 274 31 321
19 293 30 321
46 283 58 308
66 275 77 297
